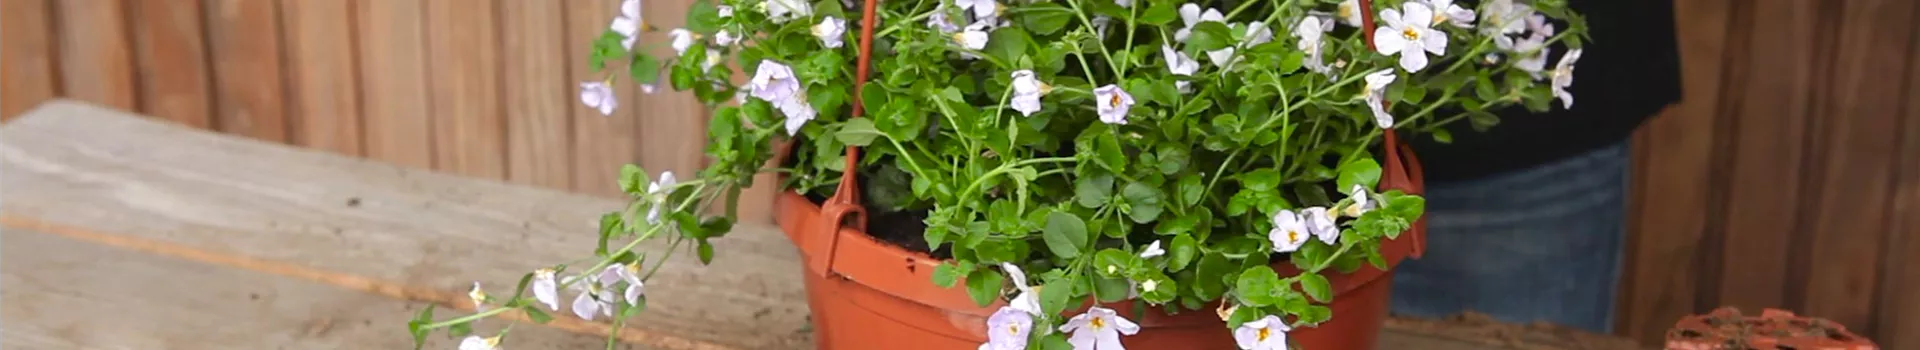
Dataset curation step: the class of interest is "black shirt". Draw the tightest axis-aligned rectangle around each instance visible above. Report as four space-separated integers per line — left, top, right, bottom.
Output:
1409 0 1682 183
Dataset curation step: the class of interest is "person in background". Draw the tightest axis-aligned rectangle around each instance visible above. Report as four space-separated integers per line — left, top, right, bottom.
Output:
1388 0 1683 334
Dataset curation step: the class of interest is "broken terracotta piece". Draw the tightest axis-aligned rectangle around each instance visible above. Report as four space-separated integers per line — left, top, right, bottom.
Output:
1665 307 1876 350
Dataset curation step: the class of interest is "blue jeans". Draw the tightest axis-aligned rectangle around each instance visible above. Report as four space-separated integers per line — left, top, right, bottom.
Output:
1389 141 1629 333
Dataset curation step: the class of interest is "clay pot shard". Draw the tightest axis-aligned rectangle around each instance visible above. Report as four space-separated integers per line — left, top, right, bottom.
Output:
1664 307 1877 350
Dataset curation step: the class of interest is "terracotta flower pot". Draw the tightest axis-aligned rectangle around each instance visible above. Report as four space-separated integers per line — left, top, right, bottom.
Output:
771 135 1430 349
1664 307 1877 350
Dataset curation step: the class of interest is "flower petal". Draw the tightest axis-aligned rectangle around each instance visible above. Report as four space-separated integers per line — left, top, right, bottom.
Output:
572 293 600 320
1402 2 1433 29
1422 28 1448 55
1398 42 1429 71
1372 27 1406 55
1380 8 1405 30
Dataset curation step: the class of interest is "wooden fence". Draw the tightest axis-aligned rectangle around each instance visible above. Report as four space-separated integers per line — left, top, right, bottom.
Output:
6 0 1920 348
1619 0 1920 347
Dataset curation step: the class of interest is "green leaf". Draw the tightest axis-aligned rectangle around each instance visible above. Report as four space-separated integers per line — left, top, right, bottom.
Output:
1299 272 1333 303
1092 129 1127 171
965 268 1007 306
631 54 661 85
1138 273 1177 303
1093 276 1131 302
1021 4 1075 34
1386 192 1427 221
447 321 473 339
1431 128 1454 143
1193 253 1233 299
1159 233 1190 271
1225 304 1264 328
1240 168 1282 191
1336 158 1382 192
1235 266 1283 306
524 306 554 324
618 164 646 193
697 239 716 265
1040 275 1075 316
834 118 885 146
1156 146 1189 175
1038 333 1074 350
985 27 1034 63
1075 173 1115 208
1121 182 1164 223
1094 248 1134 278
1299 305 1333 325
1275 51 1304 75
408 305 435 350
1176 174 1204 207
1185 21 1235 52
933 262 968 288
1140 1 1179 25
670 64 695 90
685 1 722 33
1043 211 1090 258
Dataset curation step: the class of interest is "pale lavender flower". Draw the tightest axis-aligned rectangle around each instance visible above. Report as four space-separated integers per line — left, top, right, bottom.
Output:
579 81 618 116
748 61 801 103
717 5 734 17
647 171 677 224
813 17 847 48
669 29 697 56
1341 184 1375 218
1335 0 1363 28
1093 85 1133 125
1480 0 1533 36
568 268 622 321
777 99 817 135
954 22 992 51
1373 2 1448 72
1302 207 1338 244
610 0 645 49
1001 263 1041 314
955 0 1000 20
615 262 646 305
468 281 490 311
1233 315 1291 350
1060 306 1140 350
1296 15 1335 76
1364 69 1397 128
1425 0 1475 28
767 0 813 22
1269 210 1309 253
460 335 502 350
1552 49 1583 109
1009 70 1049 116
532 268 561 311
1174 4 1224 43
981 307 1035 350
715 30 740 46
1161 45 1198 92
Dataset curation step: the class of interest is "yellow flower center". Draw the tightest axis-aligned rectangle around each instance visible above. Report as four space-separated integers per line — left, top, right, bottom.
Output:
1090 317 1106 329
1038 82 1054 95
1401 27 1421 41
1434 14 1448 25
1337 4 1353 19
1007 324 1022 335
1288 230 1300 243
1108 94 1123 108
952 33 968 44
1257 328 1271 341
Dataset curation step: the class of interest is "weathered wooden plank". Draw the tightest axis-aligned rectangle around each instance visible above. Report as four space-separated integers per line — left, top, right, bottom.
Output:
54 0 139 111
128 0 215 129
426 0 507 179
1799 0 1915 332
569 0 642 196
1710 0 1816 314
0 228 642 349
282 0 365 156
635 0 709 180
502 0 575 189
0 0 60 120
1619 0 1731 343
355 0 435 169
206 0 291 142
0 101 812 349
1878 6 1920 347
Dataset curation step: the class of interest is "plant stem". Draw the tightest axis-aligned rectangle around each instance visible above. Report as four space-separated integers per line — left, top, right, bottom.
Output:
423 307 512 329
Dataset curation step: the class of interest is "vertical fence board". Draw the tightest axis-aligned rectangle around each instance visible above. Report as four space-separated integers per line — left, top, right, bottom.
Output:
54 0 139 111
424 0 506 179
1711 1 1817 313
1878 10 1920 346
1 0 60 119
634 0 708 181
354 0 434 169
502 0 575 189
1620 0 1731 342
205 0 289 142
568 0 640 196
1800 0 1915 331
128 0 214 129
282 0 363 156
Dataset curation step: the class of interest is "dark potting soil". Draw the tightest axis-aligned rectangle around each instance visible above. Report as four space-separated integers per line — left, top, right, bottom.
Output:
801 176 951 259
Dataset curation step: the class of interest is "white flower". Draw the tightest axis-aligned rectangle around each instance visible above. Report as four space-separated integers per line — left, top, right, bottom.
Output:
1505 34 1550 78
955 0 1000 20
614 263 646 305
609 0 645 49
1010 70 1050 117
1174 4 1224 43
1335 0 1363 28
717 5 734 18
1092 16 1113 37
639 84 657 94
1060 306 1140 350
1161 45 1199 92
954 22 992 51
1373 2 1448 72
568 269 621 321
1269 210 1309 253
668 29 697 56
813 17 847 48
1139 279 1159 293
1093 85 1133 125
1424 0 1474 28
982 307 1035 350
748 61 801 103
1302 207 1338 244
1363 69 1396 128
1205 22 1272 69
1113 0 1132 8
928 5 961 33
1341 184 1374 218
1233 315 1291 350
1139 241 1166 258
714 30 740 46
468 281 490 311
767 0 813 22
1480 0 1532 36
703 53 725 73
1552 49 1582 109
459 335 502 350
646 171 677 223
578 81 618 116
531 268 561 311
1528 13 1555 37
777 99 818 135
1001 263 1041 314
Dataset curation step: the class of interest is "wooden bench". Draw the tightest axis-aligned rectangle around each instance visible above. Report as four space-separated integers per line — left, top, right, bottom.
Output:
0 100 1643 349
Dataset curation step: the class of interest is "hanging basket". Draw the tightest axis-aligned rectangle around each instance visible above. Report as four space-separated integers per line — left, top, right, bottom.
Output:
769 0 1428 348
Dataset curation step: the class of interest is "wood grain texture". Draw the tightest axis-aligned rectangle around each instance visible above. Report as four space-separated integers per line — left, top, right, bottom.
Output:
354 0 435 169
128 0 215 129
282 0 364 156
0 102 812 349
1798 0 1915 331
568 0 642 196
634 0 709 180
502 0 576 189
0 229 640 350
205 0 290 142
0 0 60 119
1878 8 1920 347
1709 0 1815 314
1618 0 1731 343
54 0 139 111
425 0 507 179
